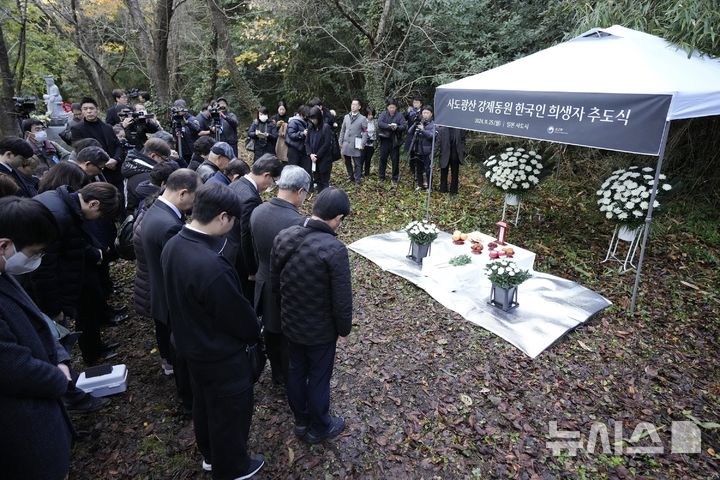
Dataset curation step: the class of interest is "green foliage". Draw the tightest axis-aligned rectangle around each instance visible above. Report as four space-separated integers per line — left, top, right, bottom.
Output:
449 254 472 266
553 0 720 57
2 3 85 98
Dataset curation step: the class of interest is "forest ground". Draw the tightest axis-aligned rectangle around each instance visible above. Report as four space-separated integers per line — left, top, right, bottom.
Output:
69 157 719 479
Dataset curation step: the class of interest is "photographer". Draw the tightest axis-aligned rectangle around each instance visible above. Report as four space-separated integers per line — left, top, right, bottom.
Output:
105 89 129 126
121 103 161 149
169 99 200 165
404 96 423 177
197 101 238 155
407 105 436 191
198 98 238 154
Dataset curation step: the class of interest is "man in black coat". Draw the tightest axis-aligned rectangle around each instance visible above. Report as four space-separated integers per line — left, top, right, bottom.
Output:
0 196 74 480
0 136 38 197
438 126 466 195
141 168 201 409
250 165 310 386
32 182 121 364
227 153 284 303
162 182 265 480
121 137 174 213
70 97 124 190
271 187 352 444
105 89 129 126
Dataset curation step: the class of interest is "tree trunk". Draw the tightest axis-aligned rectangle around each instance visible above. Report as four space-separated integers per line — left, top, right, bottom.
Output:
152 0 173 106
13 0 29 93
0 25 20 136
206 0 258 113
77 56 113 110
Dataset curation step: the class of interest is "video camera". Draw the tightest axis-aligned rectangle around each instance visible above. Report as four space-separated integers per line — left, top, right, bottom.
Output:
208 103 222 121
119 108 152 123
13 96 37 118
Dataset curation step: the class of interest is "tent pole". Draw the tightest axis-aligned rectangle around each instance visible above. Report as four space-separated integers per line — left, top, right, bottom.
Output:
629 120 671 315
424 123 438 220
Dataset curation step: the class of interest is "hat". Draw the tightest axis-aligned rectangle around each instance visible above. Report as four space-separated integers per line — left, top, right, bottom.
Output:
211 142 235 160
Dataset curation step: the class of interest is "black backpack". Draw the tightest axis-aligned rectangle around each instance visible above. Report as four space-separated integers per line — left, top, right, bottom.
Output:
115 213 136 260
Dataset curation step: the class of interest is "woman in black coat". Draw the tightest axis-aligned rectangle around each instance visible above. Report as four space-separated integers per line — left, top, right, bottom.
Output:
248 106 278 162
305 106 334 192
0 196 74 480
285 105 310 173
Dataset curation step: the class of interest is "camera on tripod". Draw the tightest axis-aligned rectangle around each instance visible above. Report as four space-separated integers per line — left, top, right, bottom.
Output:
13 96 37 118
119 108 148 123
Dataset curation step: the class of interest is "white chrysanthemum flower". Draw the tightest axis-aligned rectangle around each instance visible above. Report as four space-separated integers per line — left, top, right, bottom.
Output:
633 210 643 217
653 200 660 208
625 202 634 209
618 212 628 220
662 184 671 191
642 167 653 172
641 191 650 199
639 201 649 209
659 174 666 180
606 212 613 219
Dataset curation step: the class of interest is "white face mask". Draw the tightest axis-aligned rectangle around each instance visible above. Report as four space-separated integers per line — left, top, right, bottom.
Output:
33 130 48 143
3 244 43 275
259 114 268 122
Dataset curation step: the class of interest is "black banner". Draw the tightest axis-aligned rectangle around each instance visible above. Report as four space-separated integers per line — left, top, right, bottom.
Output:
434 90 672 155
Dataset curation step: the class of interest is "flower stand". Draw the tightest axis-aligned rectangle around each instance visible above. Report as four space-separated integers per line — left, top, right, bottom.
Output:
501 194 522 225
488 284 519 312
602 224 645 273
407 242 431 265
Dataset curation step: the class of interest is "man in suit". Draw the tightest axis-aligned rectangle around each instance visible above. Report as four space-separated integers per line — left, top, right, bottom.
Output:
161 182 265 479
227 153 284 303
0 196 74 480
438 126 466 195
141 168 201 411
250 165 310 386
0 136 37 197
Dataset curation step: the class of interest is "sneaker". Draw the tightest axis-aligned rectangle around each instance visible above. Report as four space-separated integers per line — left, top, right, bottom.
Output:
161 359 174 376
294 423 308 439
65 394 111 413
234 454 265 479
201 459 212 472
304 416 346 444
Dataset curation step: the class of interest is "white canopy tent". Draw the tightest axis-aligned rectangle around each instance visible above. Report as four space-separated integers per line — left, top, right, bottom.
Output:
431 25 720 313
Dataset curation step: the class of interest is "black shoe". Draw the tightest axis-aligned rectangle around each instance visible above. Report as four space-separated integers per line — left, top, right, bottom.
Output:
237 454 265 479
100 341 120 353
65 394 110 413
304 416 345 444
103 312 129 326
110 305 128 315
294 423 308 439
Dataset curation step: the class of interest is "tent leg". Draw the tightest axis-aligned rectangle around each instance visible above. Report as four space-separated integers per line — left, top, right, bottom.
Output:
629 121 671 315
424 125 438 220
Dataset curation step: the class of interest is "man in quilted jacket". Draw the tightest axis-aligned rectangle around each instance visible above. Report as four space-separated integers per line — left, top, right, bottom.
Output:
270 187 352 444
